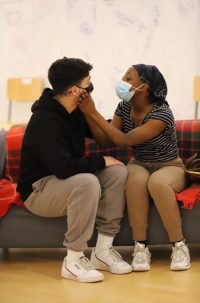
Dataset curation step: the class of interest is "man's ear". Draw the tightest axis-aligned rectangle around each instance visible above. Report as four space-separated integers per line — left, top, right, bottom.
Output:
71 86 80 96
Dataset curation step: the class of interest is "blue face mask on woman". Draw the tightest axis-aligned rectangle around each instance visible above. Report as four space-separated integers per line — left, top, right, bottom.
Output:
116 80 144 101
115 80 134 101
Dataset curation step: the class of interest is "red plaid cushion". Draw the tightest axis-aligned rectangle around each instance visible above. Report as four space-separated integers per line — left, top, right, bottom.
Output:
176 120 200 162
5 126 26 183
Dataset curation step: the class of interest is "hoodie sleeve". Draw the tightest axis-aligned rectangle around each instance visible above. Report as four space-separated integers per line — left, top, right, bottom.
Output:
84 118 94 139
29 116 105 179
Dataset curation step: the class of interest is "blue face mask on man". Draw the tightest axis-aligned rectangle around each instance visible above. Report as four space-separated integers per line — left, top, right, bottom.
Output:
115 80 144 101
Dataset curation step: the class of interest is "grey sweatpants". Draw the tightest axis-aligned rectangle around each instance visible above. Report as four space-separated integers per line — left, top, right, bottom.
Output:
24 165 128 251
126 157 186 242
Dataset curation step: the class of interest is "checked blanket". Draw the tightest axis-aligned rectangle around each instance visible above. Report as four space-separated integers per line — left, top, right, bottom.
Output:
1 120 200 217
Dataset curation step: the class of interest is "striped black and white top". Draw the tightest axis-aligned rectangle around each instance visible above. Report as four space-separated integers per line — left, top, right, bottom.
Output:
115 100 179 162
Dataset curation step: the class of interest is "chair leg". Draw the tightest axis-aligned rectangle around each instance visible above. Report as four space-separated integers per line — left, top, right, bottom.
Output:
7 100 12 122
195 102 199 119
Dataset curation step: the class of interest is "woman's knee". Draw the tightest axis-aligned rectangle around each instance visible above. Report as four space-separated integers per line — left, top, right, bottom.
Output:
126 167 149 189
147 174 168 194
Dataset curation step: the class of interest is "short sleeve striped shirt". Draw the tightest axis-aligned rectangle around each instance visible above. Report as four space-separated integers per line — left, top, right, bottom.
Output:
115 100 179 162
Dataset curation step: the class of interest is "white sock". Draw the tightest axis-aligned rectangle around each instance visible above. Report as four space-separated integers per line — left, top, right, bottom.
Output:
66 249 84 264
95 233 114 253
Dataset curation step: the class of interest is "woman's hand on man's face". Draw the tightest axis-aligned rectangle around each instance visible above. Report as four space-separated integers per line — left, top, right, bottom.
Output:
77 90 96 116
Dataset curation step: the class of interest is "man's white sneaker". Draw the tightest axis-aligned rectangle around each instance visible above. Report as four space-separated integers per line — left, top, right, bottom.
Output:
90 246 132 274
132 242 151 271
61 256 104 283
170 240 191 271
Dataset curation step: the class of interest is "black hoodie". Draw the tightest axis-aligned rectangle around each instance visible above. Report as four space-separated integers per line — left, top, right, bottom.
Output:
17 88 105 201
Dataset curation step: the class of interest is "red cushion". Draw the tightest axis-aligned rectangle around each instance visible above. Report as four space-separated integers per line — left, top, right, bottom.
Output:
4 126 26 183
176 183 200 209
0 179 24 217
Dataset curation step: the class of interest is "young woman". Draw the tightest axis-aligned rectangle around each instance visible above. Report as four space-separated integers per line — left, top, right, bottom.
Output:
78 64 191 271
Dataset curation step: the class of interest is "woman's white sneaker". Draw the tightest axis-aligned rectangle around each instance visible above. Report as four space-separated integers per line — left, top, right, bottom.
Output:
132 242 151 271
61 256 104 283
170 240 191 271
90 246 132 274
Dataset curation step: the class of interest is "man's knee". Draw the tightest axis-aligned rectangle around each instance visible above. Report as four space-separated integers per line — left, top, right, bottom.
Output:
79 174 101 199
107 165 128 183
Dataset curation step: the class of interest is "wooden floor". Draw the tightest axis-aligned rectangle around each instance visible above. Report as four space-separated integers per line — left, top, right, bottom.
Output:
0 245 199 303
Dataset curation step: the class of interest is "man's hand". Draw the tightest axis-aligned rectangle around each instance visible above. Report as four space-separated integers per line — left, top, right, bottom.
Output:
103 156 125 167
78 90 97 116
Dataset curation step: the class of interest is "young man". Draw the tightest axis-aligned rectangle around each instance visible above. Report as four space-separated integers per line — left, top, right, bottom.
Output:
17 57 132 283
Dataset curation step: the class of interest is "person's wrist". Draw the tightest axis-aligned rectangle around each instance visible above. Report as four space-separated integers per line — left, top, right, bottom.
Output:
90 110 98 119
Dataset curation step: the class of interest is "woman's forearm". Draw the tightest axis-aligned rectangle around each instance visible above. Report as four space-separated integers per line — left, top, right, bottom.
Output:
90 111 130 146
85 114 113 147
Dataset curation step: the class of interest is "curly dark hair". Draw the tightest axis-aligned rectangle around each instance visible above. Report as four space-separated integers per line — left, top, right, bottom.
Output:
48 57 93 94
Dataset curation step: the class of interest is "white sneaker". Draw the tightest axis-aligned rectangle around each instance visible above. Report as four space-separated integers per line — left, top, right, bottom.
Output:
170 240 191 271
132 242 151 271
90 246 132 274
61 256 104 283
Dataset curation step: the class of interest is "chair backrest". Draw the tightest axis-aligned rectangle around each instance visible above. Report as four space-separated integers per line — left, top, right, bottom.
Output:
6 77 43 122
7 77 43 101
193 76 200 102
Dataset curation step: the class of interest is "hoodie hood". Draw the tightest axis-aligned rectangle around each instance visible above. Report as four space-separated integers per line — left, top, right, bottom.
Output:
31 88 69 117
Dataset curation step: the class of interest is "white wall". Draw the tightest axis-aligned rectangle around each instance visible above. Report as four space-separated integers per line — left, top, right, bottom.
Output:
0 0 200 123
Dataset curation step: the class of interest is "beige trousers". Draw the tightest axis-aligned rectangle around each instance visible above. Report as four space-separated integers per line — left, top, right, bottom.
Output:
24 165 128 251
126 157 186 242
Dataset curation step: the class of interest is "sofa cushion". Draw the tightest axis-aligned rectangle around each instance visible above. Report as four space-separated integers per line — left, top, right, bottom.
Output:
176 120 200 161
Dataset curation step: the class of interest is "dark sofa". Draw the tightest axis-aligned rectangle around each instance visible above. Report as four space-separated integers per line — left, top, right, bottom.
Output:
0 120 200 248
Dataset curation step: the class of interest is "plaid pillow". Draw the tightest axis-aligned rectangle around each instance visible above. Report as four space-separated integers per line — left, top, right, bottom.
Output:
176 120 200 162
5 126 26 183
